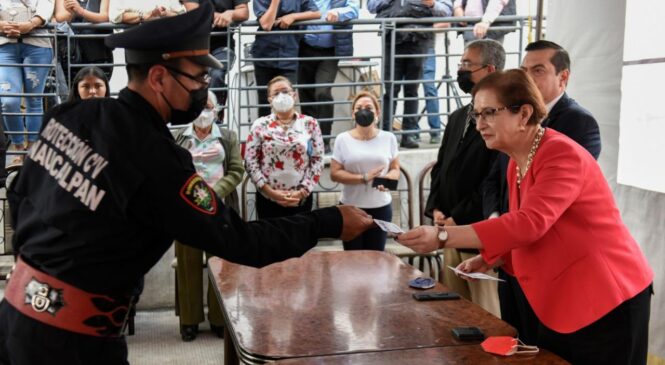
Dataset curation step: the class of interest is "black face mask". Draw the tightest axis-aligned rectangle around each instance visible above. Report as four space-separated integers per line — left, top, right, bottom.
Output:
456 70 475 94
354 109 375 127
457 65 488 94
162 75 209 125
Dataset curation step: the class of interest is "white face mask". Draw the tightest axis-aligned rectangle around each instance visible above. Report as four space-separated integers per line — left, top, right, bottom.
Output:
193 109 215 129
271 92 295 113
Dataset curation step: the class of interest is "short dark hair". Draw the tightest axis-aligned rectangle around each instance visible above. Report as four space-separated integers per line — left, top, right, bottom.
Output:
525 40 571 74
472 69 547 125
67 66 111 102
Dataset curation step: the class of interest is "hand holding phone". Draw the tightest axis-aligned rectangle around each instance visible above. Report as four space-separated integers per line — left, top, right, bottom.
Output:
372 177 398 191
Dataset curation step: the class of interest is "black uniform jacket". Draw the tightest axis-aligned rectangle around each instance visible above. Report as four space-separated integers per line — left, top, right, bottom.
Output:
425 104 497 225
8 88 342 296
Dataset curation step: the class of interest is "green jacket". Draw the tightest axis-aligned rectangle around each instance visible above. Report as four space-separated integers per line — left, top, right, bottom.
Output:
173 125 244 213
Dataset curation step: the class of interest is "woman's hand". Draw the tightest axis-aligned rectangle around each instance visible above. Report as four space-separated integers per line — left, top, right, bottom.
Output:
213 10 234 27
276 13 296 29
455 255 491 282
64 0 83 15
367 165 385 181
395 226 440 253
432 209 445 226
264 186 301 207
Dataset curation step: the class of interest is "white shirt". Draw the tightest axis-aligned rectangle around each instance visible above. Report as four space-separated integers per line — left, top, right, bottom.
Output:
332 130 398 209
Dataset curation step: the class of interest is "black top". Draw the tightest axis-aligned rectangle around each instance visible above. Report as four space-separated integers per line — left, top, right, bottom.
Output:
8 88 342 296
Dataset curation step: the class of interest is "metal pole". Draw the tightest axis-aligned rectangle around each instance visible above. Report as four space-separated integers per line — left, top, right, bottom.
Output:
535 0 544 41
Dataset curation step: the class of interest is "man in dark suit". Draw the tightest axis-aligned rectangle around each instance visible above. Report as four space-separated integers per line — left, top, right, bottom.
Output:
482 40 601 344
424 39 504 316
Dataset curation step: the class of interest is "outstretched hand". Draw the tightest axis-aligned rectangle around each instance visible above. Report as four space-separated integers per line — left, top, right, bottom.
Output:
395 226 440 253
337 205 374 241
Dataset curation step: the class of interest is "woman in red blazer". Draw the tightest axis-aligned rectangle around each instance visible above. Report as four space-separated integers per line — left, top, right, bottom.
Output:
398 69 653 365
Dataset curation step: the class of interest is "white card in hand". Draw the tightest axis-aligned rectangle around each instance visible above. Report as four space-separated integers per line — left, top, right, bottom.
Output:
374 219 404 234
447 266 506 282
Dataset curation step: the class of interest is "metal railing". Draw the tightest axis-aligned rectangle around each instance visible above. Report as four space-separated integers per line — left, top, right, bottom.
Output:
0 15 535 157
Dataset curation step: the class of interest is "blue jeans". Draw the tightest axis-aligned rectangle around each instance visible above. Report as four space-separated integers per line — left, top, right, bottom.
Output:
422 48 441 138
210 47 235 114
0 43 53 145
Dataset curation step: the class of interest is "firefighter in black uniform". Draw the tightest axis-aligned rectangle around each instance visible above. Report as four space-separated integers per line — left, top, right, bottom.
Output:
0 2 373 364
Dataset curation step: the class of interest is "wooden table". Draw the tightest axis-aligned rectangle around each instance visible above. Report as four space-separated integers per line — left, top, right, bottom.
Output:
209 251 529 364
272 345 569 364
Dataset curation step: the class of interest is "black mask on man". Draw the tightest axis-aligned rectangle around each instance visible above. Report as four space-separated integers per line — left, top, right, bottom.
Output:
161 74 209 125
456 65 488 94
456 70 475 94
354 109 375 127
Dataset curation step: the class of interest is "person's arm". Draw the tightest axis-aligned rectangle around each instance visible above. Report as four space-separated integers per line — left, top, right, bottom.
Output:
212 131 245 199
54 0 74 22
213 4 249 31
383 156 400 180
429 0 453 17
256 0 280 31
327 0 359 23
61 0 109 23
367 0 391 14
473 0 507 38
276 10 320 29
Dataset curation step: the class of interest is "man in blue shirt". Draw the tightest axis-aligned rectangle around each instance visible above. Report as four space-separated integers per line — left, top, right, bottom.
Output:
297 0 359 154
368 0 452 148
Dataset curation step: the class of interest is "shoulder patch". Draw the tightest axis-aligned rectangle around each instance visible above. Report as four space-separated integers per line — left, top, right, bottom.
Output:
179 174 218 215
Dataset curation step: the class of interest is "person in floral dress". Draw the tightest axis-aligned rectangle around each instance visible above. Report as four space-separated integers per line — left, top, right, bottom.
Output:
244 76 324 218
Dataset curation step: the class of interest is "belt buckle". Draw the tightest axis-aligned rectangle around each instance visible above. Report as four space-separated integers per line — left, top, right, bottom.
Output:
24 278 65 315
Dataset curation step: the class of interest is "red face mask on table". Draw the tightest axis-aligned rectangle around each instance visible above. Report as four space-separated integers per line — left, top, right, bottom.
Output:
481 336 539 356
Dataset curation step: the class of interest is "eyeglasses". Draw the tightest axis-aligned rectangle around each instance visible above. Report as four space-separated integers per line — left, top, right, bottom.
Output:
457 61 487 70
164 65 211 86
471 105 521 121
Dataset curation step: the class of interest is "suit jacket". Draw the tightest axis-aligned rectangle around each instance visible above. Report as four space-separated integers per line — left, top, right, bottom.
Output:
482 93 601 217
472 129 653 333
425 104 497 225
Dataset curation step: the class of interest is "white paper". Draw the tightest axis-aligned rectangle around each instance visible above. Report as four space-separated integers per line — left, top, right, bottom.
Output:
373 219 404 234
447 266 505 282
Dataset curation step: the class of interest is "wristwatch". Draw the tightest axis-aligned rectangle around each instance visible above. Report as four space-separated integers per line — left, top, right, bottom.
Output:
437 226 448 248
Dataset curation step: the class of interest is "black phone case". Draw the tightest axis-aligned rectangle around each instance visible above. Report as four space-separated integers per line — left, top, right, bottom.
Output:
371 177 398 190
451 327 485 341
412 292 461 301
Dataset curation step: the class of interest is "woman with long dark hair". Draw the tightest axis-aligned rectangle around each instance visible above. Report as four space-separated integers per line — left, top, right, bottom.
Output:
67 66 110 102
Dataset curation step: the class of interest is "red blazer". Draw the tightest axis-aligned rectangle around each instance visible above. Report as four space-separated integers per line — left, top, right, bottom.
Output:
472 129 653 334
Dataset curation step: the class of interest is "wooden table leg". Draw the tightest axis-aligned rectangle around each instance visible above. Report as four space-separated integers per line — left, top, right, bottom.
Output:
224 325 239 365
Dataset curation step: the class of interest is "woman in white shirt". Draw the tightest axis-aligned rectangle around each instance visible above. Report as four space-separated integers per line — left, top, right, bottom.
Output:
331 91 399 251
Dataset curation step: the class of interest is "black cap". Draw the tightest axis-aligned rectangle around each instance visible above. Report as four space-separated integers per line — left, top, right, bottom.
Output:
105 1 223 69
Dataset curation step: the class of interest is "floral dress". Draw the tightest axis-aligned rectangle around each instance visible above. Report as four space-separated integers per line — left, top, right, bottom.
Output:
245 113 324 194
